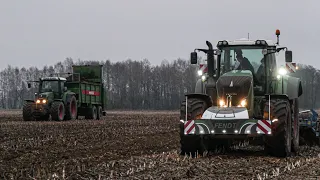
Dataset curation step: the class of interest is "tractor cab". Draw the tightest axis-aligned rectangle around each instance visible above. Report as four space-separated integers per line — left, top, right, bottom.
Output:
28 77 67 103
216 39 278 95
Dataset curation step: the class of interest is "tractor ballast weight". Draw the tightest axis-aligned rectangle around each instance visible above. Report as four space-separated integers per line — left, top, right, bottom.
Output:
22 65 107 121
180 30 302 157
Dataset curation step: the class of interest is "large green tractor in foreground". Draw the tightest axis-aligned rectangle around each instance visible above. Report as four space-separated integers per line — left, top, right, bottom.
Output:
180 30 302 157
23 65 107 121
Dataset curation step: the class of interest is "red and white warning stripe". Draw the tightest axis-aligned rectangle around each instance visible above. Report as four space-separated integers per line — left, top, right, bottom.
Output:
286 62 297 73
199 64 208 73
82 90 100 96
256 120 271 134
184 120 195 134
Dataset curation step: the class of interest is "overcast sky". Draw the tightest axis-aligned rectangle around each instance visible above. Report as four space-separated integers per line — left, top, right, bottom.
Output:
0 0 319 70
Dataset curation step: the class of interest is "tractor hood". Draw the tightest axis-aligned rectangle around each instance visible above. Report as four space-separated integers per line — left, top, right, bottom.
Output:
216 70 253 107
36 92 54 101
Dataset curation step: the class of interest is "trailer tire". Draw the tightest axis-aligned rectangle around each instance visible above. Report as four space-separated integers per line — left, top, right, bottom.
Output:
97 106 103 120
85 106 97 120
23 101 34 121
179 98 208 157
51 101 65 121
65 95 77 120
291 98 299 154
264 99 292 157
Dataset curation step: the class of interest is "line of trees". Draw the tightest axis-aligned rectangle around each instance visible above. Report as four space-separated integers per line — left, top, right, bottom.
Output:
0 58 319 110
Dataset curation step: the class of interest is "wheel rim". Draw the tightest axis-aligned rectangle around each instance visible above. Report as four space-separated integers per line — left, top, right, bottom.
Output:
59 104 64 120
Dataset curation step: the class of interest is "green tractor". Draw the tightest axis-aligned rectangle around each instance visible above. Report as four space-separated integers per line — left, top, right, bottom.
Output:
23 77 77 121
180 30 302 157
23 65 107 121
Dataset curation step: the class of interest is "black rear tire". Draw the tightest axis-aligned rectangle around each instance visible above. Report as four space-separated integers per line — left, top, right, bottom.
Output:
65 95 77 120
23 101 34 121
264 99 292 157
51 101 65 121
291 98 299 154
180 98 208 157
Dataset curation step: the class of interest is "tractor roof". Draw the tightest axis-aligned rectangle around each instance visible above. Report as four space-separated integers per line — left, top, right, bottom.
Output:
41 77 67 81
217 38 277 47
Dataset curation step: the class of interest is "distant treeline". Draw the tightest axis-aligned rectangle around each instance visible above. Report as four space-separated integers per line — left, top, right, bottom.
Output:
0 58 318 110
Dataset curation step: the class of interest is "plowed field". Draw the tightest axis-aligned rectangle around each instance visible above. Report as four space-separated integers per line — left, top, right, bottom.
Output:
1 110 320 179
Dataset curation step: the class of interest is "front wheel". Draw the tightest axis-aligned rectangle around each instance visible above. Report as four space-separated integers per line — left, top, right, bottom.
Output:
264 99 292 157
180 97 208 157
22 101 34 121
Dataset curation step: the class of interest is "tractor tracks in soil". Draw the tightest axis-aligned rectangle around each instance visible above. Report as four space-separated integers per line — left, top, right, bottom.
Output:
1 110 320 179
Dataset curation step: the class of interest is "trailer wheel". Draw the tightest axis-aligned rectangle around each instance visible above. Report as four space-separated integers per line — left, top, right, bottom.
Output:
97 106 103 120
23 101 34 121
51 101 65 121
180 97 208 157
291 98 299 154
264 99 292 157
65 96 77 120
85 106 97 120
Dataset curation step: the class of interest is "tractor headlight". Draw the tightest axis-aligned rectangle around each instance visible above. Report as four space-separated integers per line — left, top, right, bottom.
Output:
42 99 47 104
36 99 41 104
278 67 287 75
201 75 206 81
197 70 203 76
239 99 247 107
219 99 225 107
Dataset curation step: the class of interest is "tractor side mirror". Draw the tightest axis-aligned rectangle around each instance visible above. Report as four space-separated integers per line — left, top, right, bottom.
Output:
190 52 198 64
285 50 292 62
27 83 31 88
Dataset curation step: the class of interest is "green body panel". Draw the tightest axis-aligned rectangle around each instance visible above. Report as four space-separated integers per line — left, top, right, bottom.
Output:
72 65 103 84
64 65 107 110
216 70 254 117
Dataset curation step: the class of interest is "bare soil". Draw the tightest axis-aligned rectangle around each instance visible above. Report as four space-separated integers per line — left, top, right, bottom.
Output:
1 110 320 179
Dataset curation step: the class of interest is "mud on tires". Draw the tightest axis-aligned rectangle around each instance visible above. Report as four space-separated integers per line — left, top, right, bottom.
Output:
23 101 34 121
264 99 292 157
179 98 208 157
51 101 65 121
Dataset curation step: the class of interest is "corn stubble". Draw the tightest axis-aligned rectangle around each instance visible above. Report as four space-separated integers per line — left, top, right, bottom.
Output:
1 110 320 179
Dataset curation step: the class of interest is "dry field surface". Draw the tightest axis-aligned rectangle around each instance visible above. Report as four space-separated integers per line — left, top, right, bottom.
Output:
1 109 320 179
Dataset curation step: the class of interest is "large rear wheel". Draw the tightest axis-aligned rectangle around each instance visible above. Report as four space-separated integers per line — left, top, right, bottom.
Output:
264 99 292 157
51 101 65 121
291 98 299 154
180 97 208 157
65 95 77 120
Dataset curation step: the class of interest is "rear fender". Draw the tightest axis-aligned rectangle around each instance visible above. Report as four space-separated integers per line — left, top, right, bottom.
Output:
185 93 212 107
25 100 34 103
265 94 289 101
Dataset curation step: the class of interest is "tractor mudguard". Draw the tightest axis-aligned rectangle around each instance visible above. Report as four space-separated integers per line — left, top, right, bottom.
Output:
185 93 212 107
275 76 302 99
286 77 303 98
264 94 289 100
25 99 34 103
195 79 206 94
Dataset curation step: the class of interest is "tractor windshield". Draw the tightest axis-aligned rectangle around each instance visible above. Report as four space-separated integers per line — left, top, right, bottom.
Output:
220 46 265 84
40 80 59 93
